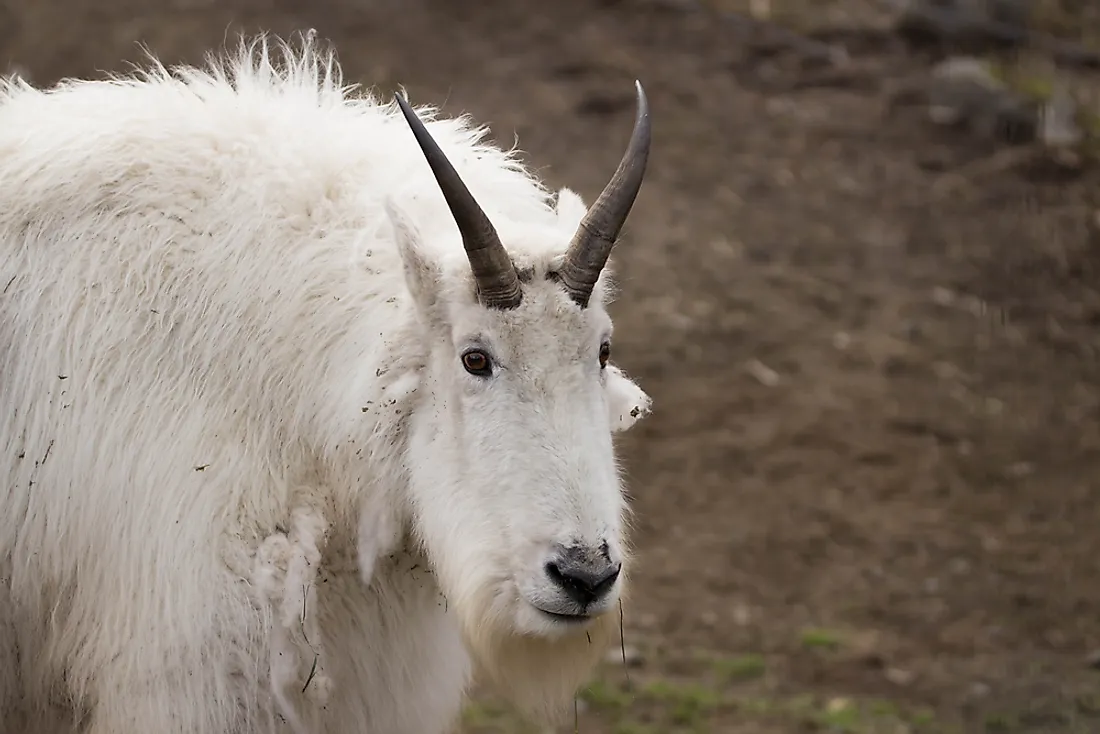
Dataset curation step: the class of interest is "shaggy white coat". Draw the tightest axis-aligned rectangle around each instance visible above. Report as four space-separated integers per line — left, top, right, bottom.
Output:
0 35 651 734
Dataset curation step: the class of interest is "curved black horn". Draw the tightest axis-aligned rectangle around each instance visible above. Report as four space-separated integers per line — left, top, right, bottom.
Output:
557 81 651 308
394 93 522 310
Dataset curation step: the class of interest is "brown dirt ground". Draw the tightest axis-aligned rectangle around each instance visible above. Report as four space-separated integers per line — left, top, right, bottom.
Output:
5 0 1100 732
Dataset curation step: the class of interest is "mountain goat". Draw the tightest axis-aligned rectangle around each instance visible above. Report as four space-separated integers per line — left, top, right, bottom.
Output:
0 35 652 734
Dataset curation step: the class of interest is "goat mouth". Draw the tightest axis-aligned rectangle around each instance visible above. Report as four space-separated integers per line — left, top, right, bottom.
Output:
533 607 592 624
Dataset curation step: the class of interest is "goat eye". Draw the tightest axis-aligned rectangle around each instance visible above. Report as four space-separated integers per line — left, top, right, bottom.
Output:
461 349 492 376
599 342 611 369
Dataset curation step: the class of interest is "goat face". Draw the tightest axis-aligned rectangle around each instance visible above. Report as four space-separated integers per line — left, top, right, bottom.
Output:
390 84 651 640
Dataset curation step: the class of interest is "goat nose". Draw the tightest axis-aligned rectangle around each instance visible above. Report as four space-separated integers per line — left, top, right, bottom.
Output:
545 552 621 607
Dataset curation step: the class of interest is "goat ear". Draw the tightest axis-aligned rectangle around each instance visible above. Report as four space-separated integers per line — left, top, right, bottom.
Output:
554 187 587 230
605 364 651 432
385 199 442 317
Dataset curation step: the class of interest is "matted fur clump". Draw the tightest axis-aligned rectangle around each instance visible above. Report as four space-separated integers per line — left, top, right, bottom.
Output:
0 32 652 734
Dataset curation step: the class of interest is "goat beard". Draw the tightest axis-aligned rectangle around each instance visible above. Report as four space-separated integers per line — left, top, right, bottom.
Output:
456 577 627 725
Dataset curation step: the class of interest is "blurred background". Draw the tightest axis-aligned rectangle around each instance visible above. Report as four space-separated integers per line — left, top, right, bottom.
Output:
5 0 1100 732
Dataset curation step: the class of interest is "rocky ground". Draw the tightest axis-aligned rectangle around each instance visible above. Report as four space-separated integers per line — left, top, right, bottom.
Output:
5 0 1100 732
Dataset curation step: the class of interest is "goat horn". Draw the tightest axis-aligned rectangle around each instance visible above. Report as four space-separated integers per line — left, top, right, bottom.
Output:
394 93 522 310
557 81 651 308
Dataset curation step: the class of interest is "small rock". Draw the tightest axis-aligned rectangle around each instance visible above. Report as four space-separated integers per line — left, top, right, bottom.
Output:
1051 147 1083 170
961 294 990 317
746 359 780 387
931 286 956 306
927 56 1036 142
732 603 752 626
885 667 916 686
928 57 1004 126
1039 89 1084 148
749 0 771 20
981 534 1002 552
969 681 991 698
932 361 960 380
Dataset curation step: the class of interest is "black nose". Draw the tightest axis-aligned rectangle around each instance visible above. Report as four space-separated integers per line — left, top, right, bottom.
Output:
545 548 621 608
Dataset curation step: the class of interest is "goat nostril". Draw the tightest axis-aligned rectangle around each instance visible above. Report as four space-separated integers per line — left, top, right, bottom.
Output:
545 558 621 607
544 561 566 585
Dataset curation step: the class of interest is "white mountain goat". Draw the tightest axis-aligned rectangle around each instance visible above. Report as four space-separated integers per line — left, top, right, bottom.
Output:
0 36 653 734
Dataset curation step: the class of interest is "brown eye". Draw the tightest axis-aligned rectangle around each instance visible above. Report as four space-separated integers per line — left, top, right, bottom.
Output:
599 342 611 369
461 349 492 377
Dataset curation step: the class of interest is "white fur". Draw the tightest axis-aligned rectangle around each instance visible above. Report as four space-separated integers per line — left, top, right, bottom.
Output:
0 33 650 734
